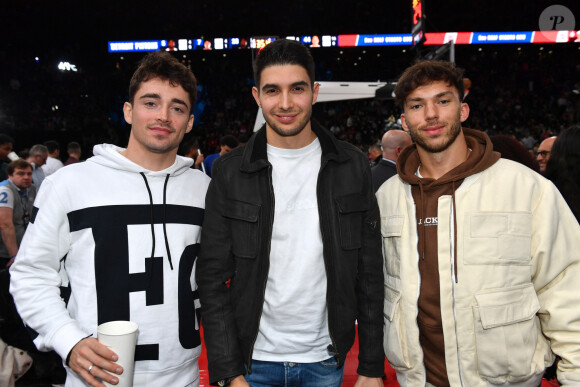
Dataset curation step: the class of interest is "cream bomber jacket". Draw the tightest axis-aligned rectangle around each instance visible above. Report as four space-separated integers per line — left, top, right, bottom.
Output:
377 158 580 387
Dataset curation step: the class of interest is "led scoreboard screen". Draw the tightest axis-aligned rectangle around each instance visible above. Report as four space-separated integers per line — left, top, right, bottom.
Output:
107 30 579 53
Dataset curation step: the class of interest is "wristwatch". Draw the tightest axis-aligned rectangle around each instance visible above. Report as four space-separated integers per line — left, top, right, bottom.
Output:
217 376 238 386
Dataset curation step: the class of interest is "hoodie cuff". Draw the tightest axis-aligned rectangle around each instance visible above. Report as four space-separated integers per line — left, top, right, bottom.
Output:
50 321 92 362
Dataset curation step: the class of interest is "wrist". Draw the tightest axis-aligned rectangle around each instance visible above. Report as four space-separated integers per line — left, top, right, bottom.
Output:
217 375 242 386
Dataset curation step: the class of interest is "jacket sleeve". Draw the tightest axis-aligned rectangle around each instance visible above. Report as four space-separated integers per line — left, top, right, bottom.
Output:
356 158 385 377
532 179 580 385
9 178 88 359
197 159 245 385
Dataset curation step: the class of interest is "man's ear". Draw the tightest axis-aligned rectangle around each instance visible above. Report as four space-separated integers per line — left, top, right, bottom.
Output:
312 82 320 105
400 114 409 132
123 102 133 125
460 102 470 123
186 114 194 133
252 87 260 108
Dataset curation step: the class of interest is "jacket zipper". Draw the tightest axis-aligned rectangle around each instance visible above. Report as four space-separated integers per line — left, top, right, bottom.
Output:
317 158 340 363
247 164 275 373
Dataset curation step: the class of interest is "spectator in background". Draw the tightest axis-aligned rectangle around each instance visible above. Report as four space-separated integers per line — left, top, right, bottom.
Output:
371 130 412 192
0 135 15 182
41 140 64 176
25 144 48 188
202 134 238 177
0 160 36 268
367 143 382 167
545 125 580 221
490 134 539 172
64 141 82 165
536 136 557 174
178 137 205 170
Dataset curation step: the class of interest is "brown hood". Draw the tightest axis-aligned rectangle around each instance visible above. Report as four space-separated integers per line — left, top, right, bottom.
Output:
397 127 500 187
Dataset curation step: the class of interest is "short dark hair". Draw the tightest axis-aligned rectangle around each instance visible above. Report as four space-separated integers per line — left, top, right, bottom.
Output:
220 135 239 149
395 60 465 108
129 51 198 114
44 140 60 153
7 159 32 176
253 39 315 88
0 134 14 146
67 141 81 153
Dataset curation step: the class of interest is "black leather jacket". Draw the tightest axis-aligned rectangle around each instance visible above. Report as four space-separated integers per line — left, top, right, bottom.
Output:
197 122 384 385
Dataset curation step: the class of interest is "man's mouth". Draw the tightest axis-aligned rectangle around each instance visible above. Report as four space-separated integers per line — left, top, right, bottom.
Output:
423 124 445 136
149 125 173 135
274 112 299 124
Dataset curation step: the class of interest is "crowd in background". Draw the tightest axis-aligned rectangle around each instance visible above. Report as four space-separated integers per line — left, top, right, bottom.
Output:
2 44 578 161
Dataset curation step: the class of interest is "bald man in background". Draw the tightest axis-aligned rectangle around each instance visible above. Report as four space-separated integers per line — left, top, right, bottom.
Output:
537 136 556 174
371 130 412 192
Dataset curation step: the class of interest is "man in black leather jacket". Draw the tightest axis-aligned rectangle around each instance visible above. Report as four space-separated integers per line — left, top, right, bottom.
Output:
197 39 384 387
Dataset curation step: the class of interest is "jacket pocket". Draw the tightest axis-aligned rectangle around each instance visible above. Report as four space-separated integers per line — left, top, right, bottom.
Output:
384 284 411 370
224 200 260 259
464 212 532 265
335 194 366 250
472 283 540 383
381 215 404 278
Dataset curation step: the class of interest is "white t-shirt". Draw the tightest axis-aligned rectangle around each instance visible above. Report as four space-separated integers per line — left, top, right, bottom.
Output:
253 138 332 362
42 156 64 176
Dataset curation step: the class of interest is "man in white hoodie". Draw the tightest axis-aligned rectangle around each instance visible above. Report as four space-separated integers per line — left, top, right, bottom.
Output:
10 51 210 387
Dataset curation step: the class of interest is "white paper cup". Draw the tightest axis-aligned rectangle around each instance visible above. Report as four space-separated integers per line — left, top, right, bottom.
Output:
97 321 139 387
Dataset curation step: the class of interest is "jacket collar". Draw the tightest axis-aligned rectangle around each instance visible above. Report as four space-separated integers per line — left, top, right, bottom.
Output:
240 120 350 173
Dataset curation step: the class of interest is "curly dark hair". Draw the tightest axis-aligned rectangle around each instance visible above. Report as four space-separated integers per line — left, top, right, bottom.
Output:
129 51 197 113
394 60 465 108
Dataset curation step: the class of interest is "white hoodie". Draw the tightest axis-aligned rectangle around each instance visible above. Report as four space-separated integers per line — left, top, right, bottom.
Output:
10 144 210 386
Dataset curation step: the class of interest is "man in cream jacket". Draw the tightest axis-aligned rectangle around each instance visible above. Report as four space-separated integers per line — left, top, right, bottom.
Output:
377 60 580 386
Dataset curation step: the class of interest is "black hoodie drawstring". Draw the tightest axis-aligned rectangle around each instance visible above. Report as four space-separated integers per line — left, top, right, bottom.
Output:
139 172 174 271
162 174 173 270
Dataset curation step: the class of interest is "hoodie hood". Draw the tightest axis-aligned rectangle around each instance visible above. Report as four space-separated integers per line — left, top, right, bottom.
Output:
89 144 193 177
397 128 500 187
89 143 195 271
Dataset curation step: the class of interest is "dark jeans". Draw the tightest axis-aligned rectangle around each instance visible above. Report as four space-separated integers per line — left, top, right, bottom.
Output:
245 357 344 387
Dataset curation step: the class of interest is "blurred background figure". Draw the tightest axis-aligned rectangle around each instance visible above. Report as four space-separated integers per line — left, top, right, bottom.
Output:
536 136 557 174
0 135 15 182
371 130 412 192
545 125 580 221
41 140 64 177
490 134 539 172
64 141 82 165
25 145 48 189
203 135 238 177
368 143 382 167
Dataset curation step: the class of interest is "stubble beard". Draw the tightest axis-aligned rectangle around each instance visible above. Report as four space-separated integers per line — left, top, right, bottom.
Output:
410 116 463 154
265 109 312 138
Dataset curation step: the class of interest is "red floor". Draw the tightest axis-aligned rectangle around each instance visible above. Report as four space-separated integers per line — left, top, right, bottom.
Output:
198 326 398 387
199 326 558 387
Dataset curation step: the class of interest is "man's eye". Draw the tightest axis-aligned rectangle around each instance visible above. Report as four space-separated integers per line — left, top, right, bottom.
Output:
439 99 450 105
